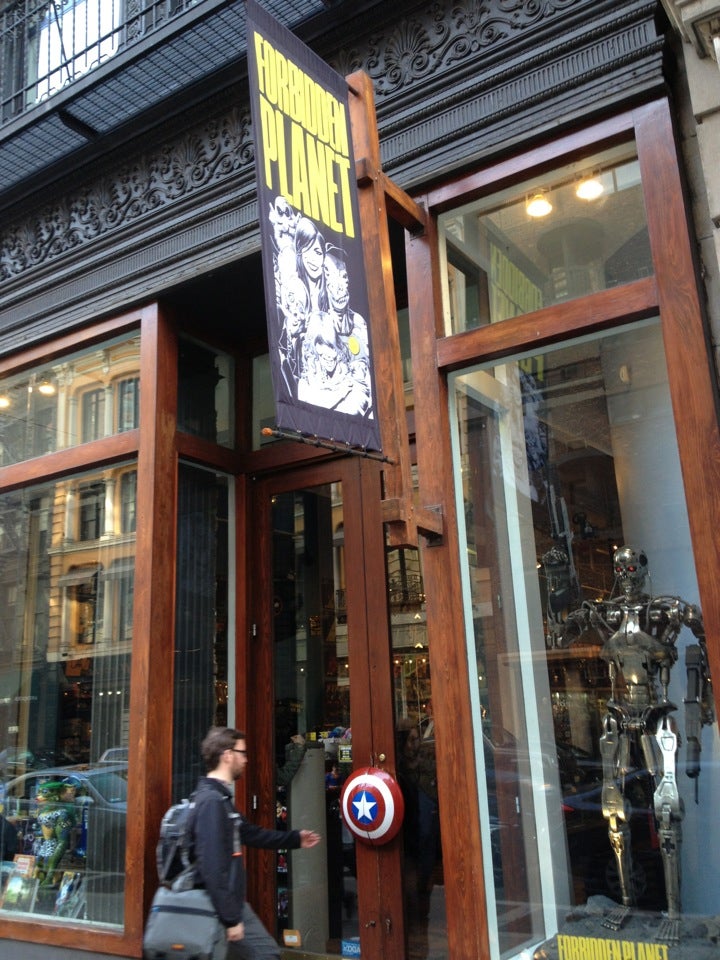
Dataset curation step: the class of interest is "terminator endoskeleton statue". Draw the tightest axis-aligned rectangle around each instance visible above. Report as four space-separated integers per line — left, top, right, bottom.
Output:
554 546 714 938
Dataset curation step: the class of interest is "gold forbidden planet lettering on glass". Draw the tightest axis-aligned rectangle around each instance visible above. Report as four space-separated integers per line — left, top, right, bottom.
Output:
556 935 671 960
253 30 355 238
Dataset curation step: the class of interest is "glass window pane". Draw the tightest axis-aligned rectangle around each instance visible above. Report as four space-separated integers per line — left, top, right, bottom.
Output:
271 484 356 954
0 333 140 467
171 465 231 801
439 143 651 333
391 546 447 960
253 353 277 450
450 320 720 956
177 337 234 447
0 464 136 927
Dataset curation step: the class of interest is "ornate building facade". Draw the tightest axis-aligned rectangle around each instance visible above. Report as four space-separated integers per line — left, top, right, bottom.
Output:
1 2 719 959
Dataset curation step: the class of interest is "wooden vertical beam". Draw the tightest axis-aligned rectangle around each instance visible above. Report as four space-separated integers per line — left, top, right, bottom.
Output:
635 98 720 705
405 212 490 959
127 303 179 934
347 69 417 547
345 457 407 960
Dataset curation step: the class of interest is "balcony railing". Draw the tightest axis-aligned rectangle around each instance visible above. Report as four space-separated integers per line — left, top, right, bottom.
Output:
0 0 200 127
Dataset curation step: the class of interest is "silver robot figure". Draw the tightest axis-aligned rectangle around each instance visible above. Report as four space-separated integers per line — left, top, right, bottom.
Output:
561 546 714 936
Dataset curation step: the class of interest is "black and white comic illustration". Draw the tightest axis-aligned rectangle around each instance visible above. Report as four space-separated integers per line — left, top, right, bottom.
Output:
270 198 374 420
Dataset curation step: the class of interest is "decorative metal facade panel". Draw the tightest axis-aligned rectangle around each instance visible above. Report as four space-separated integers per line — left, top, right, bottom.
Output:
0 0 664 345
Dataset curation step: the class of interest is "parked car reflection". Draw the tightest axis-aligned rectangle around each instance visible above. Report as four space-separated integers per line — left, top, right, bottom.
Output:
561 760 664 909
0 747 77 776
482 733 664 909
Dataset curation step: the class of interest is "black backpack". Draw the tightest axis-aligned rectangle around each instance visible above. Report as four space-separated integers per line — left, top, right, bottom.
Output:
155 796 196 885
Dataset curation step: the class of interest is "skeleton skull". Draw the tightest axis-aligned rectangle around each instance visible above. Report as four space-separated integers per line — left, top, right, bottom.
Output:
613 545 648 597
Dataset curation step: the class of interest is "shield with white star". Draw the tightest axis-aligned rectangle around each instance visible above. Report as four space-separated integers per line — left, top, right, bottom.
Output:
340 767 405 845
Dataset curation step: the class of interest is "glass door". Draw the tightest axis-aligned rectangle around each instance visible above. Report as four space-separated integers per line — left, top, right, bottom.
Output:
249 459 406 960
271 481 353 953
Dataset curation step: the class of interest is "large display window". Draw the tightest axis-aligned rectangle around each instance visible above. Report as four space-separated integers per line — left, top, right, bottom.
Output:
449 320 720 958
0 465 135 926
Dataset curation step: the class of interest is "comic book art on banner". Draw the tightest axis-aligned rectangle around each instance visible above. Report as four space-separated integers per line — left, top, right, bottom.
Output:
246 0 381 451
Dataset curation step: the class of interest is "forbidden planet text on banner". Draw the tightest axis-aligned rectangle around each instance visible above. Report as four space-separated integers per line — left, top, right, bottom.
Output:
252 30 355 239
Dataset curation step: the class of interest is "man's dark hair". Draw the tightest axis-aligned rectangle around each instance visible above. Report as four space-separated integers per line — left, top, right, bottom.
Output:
201 726 246 772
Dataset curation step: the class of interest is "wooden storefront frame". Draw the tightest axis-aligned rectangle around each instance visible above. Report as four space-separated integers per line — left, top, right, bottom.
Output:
407 96 720 960
0 304 245 956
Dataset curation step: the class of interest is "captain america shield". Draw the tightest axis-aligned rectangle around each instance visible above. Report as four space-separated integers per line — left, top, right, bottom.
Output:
340 767 405 845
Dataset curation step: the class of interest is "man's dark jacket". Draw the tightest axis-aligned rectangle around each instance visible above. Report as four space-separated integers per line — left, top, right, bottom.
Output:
191 776 302 927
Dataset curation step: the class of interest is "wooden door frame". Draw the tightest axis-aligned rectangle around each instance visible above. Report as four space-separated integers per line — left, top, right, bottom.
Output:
244 455 406 960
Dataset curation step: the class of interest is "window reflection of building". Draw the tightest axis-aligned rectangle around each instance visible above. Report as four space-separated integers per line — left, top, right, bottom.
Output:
117 377 139 432
0 335 140 468
54 472 136 658
81 389 105 443
120 471 137 533
78 482 105 542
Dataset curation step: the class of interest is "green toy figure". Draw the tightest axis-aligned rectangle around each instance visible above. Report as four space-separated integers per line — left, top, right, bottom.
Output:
32 780 77 886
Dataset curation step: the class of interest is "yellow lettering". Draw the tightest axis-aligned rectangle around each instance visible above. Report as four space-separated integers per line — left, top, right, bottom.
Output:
259 96 278 190
290 122 310 213
306 137 328 226
253 34 357 236
275 108 289 197
289 61 304 127
254 33 274 103
304 74 318 136
258 97 290 197
335 155 354 238
622 942 635 960
324 150 342 232
275 48 289 115
333 100 349 156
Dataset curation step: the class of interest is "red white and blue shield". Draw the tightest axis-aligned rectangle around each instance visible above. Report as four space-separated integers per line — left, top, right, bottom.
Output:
340 767 405 845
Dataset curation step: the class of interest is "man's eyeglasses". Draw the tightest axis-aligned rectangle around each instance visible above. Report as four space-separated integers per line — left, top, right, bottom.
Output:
229 748 247 756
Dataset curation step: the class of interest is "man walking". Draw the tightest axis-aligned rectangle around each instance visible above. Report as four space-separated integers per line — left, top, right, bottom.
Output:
192 726 321 959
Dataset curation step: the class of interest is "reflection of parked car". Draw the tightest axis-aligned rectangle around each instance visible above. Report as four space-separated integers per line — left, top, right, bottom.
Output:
0 747 77 776
562 764 664 909
2 764 127 876
98 747 128 764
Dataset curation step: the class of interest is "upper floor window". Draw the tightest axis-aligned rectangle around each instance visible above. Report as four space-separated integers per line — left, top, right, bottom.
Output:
36 0 121 102
1 1 201 124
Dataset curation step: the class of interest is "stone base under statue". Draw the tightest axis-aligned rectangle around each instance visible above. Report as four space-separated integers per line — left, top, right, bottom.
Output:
532 896 720 959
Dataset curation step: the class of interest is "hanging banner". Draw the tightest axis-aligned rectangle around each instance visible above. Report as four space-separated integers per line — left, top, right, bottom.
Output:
246 0 381 451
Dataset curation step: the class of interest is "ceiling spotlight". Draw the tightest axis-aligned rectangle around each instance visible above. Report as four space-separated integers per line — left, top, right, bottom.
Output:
37 378 56 396
526 192 553 218
576 176 604 201
0 394 10 410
